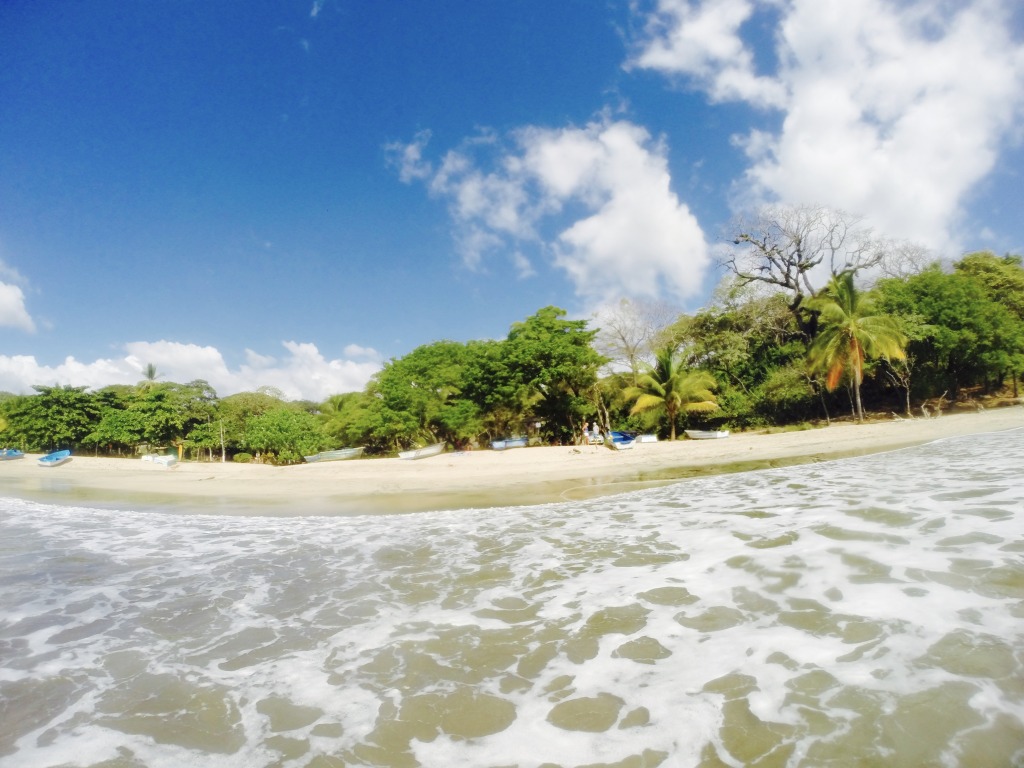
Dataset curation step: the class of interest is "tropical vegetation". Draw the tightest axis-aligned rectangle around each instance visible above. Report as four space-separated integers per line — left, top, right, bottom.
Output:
2 235 1021 464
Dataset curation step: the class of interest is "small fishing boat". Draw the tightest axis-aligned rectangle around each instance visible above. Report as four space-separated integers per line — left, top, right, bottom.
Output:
304 447 365 463
398 442 445 460
637 434 658 443
38 449 71 467
607 431 636 450
0 448 24 460
142 453 178 468
491 437 528 450
685 429 730 440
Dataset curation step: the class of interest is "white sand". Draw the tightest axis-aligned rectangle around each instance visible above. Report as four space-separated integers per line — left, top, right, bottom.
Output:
4 407 1022 514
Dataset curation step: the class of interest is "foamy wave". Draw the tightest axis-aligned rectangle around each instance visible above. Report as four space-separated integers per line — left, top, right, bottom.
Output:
1 429 1022 767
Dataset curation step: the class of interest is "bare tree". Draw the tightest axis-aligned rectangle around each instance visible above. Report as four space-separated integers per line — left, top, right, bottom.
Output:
874 240 934 281
725 205 885 333
592 298 680 383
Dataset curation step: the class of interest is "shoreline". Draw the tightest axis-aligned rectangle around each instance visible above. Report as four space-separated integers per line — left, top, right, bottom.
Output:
3 407 1022 515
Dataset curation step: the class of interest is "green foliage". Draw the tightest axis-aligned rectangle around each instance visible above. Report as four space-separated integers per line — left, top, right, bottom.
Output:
365 340 483 450
5 274 1021 456
807 272 906 421
232 452 253 463
752 365 817 425
876 262 1022 396
624 347 718 440
218 390 285 453
504 306 606 443
244 406 328 464
85 408 146 454
319 391 375 448
3 385 100 451
956 252 1024 321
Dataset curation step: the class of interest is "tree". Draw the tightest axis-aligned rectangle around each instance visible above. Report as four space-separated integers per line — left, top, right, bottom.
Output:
504 306 606 444
807 272 906 421
727 205 887 335
669 280 806 426
218 390 286 454
3 385 100 451
366 340 483 449
244 406 328 464
138 363 161 391
85 409 145 455
955 252 1024 395
876 264 1022 398
625 347 718 440
591 297 679 384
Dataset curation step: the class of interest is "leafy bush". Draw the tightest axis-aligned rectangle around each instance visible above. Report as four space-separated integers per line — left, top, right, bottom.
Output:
233 452 253 463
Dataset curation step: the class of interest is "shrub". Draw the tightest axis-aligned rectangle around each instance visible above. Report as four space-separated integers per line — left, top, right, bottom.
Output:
233 452 253 463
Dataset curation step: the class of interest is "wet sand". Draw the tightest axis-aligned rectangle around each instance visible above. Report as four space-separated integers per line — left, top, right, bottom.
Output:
3 407 1022 515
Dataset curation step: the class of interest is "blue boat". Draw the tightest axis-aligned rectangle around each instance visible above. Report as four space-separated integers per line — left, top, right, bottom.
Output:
607 431 636 450
38 449 72 467
0 448 24 460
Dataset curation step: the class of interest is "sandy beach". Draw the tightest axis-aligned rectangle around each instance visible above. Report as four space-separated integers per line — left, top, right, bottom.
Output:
3 407 1022 514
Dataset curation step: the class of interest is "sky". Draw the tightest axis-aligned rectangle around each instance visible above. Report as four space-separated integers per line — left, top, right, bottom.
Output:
2 0 1023 402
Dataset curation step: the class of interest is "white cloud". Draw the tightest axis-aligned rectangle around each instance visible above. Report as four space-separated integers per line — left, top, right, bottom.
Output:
385 129 435 183
0 340 381 401
389 117 710 303
632 0 1024 254
631 0 787 107
0 281 35 333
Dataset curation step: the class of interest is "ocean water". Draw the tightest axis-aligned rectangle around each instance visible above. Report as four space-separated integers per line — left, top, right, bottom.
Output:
1 429 1022 768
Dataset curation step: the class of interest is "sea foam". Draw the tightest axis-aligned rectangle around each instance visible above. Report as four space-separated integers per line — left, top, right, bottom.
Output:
1 428 1022 767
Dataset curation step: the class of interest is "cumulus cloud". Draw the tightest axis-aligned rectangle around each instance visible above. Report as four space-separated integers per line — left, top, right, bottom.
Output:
632 0 1024 253
0 341 382 401
0 259 36 332
0 281 35 333
631 0 787 107
388 118 710 303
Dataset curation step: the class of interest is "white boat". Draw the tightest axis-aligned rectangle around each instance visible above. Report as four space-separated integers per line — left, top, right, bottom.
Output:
491 437 528 450
305 447 365 463
142 454 178 468
637 434 658 443
398 442 445 460
685 430 730 439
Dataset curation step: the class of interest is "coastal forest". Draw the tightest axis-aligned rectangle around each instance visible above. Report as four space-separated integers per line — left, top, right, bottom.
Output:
2 210 1022 464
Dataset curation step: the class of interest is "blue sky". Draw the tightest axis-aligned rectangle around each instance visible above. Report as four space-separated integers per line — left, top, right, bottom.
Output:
2 0 1023 401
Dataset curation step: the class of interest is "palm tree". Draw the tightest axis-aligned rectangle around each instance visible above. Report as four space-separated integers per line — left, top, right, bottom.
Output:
807 271 907 422
137 363 161 392
625 347 718 440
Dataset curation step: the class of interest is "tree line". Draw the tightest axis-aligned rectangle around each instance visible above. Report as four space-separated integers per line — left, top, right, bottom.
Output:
2 208 1022 464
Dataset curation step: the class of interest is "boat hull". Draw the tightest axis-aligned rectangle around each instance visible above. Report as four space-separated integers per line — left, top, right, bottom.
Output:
491 437 528 450
607 431 636 450
142 454 178 468
305 447 365 463
685 430 730 439
38 450 72 467
0 449 24 460
398 442 445 460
